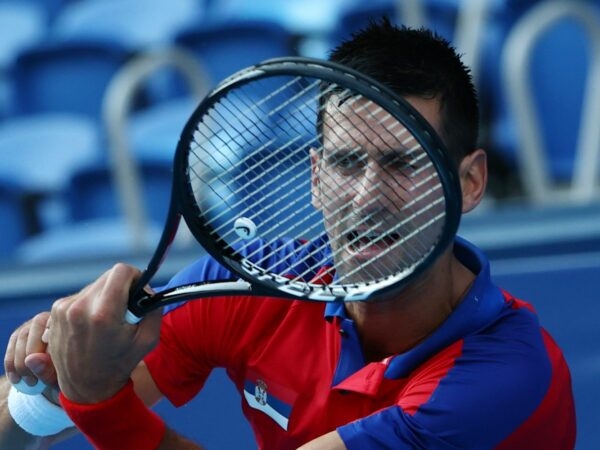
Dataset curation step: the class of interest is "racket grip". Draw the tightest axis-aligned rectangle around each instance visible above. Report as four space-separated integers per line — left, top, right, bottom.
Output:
12 378 47 396
124 309 143 325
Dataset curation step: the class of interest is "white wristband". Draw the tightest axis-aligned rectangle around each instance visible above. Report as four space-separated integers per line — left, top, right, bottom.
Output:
7 385 74 436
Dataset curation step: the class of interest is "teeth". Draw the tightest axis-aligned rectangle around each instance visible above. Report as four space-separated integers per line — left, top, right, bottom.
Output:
362 232 380 239
348 230 401 245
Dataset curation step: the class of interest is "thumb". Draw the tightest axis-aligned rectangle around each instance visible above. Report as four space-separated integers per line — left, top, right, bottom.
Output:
135 307 163 354
24 353 58 387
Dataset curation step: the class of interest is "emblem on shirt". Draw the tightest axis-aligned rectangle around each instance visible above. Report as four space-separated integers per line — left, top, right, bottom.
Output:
255 379 268 406
243 377 295 431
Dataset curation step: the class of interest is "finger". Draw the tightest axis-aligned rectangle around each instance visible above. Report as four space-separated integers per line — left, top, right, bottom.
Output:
135 307 163 354
4 330 20 384
13 326 36 386
94 263 143 322
41 327 50 345
25 353 57 387
12 312 51 387
25 312 50 355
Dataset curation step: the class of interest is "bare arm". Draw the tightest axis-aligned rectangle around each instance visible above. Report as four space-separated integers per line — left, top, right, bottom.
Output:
0 267 210 450
44 264 210 449
297 430 347 450
132 362 204 449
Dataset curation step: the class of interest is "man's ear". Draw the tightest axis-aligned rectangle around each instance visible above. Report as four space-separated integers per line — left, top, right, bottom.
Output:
458 149 487 213
310 148 322 210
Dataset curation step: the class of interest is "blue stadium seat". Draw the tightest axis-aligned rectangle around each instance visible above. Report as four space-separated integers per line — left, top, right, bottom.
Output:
65 159 173 225
10 39 134 121
205 0 352 35
0 179 28 259
173 19 297 86
0 2 46 118
0 114 100 191
0 2 45 70
16 217 162 263
128 97 197 163
492 0 600 203
51 0 203 50
0 114 101 229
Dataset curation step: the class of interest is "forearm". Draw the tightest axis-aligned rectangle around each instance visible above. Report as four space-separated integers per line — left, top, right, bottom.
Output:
0 377 75 449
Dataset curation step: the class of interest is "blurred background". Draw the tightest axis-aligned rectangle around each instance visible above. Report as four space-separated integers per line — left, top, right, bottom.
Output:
0 0 598 448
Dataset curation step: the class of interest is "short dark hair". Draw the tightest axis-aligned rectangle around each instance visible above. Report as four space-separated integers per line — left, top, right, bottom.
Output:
325 18 480 163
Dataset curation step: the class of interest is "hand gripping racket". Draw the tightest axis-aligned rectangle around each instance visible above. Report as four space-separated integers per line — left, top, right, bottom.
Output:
123 56 462 323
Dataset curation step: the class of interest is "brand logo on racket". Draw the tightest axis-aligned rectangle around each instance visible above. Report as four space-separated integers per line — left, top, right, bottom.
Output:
234 217 257 239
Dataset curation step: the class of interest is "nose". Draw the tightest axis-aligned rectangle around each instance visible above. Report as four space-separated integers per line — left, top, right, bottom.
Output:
352 160 389 213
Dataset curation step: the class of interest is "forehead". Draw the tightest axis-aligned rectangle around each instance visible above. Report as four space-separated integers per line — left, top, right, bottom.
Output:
321 96 411 152
320 94 442 152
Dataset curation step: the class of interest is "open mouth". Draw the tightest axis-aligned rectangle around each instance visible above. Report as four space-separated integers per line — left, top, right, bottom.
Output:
346 230 402 255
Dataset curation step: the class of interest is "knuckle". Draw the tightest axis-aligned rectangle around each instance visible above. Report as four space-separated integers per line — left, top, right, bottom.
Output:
16 326 30 342
113 262 141 279
64 301 88 326
31 311 50 327
51 297 66 314
3 353 15 373
12 355 27 375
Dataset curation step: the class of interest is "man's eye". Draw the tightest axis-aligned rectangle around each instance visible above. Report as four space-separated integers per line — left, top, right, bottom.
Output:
329 153 364 171
387 155 419 173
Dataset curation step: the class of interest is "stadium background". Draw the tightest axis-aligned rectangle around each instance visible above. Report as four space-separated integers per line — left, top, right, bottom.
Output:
0 0 598 448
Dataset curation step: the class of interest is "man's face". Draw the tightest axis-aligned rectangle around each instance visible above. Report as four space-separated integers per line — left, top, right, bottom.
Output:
311 95 446 283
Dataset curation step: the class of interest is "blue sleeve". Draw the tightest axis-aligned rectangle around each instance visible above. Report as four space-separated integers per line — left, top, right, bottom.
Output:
338 310 553 449
161 254 235 289
338 407 461 450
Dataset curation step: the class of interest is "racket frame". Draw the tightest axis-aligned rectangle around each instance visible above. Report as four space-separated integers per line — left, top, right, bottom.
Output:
127 57 463 320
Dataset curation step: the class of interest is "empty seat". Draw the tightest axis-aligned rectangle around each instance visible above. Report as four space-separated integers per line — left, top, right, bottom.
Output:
174 19 296 85
0 179 29 259
494 0 600 203
51 0 203 50
10 39 134 121
0 113 101 229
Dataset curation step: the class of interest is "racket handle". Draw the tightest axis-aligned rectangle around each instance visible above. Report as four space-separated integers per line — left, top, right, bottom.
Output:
124 309 143 325
12 379 47 396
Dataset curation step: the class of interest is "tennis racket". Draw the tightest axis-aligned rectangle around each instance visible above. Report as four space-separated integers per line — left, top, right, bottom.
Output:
124 56 462 324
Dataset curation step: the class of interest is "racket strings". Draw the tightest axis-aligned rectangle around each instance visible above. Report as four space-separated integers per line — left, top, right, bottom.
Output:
265 98 441 284
187 72 447 291
190 75 313 166
188 81 326 268
202 96 324 239
189 76 326 213
204 82 326 202
293 97 446 285
277 139 441 283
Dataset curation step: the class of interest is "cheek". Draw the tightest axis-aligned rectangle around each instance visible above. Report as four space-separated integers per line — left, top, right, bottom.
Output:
318 173 352 212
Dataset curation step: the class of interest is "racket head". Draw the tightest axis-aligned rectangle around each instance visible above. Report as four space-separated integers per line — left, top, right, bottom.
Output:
174 57 462 302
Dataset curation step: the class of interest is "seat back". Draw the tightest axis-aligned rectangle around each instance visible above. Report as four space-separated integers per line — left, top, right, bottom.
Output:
174 19 296 85
11 40 133 120
0 180 28 259
51 0 202 49
501 0 600 203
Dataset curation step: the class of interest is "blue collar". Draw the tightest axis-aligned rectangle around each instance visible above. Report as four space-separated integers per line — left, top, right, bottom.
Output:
324 236 506 379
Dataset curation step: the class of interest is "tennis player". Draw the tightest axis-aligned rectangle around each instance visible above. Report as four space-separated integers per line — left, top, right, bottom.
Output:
1 20 575 449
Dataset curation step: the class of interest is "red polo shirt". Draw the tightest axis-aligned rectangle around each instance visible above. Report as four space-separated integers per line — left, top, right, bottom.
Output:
144 238 576 449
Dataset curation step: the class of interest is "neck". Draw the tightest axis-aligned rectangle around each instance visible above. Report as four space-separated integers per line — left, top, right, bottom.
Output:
345 250 475 362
